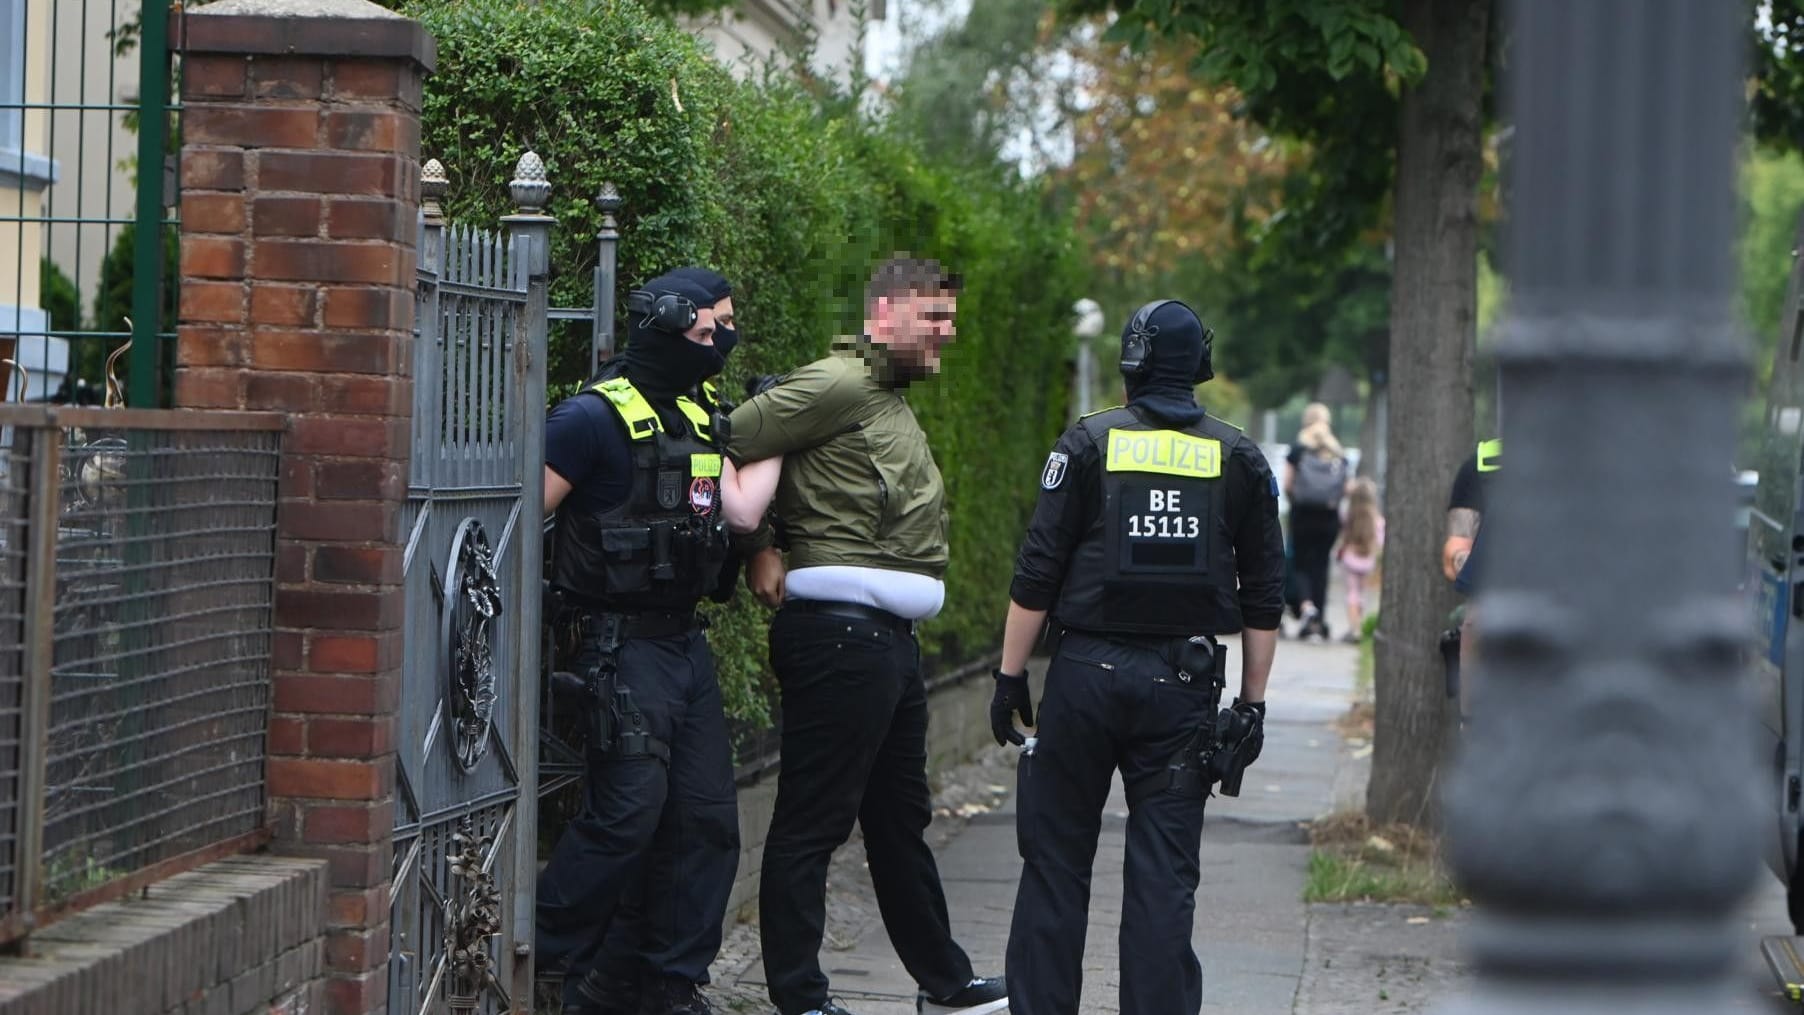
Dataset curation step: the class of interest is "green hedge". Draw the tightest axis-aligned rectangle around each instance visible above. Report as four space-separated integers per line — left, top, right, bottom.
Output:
411 0 1082 725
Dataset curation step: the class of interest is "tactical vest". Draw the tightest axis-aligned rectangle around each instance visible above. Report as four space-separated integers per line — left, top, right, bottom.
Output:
551 376 731 613
1052 406 1243 636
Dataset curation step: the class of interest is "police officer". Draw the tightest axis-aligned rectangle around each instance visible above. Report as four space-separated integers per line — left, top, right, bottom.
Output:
990 299 1285 1015
1444 437 1500 718
588 265 748 1014
538 271 742 1015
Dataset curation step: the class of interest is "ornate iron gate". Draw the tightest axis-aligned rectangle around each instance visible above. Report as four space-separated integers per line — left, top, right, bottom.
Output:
391 155 549 1015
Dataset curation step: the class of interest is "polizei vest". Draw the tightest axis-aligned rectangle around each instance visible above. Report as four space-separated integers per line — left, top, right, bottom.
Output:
551 376 731 613
1053 406 1242 636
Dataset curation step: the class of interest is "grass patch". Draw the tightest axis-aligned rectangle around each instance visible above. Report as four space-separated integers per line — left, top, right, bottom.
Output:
1303 811 1465 907
1355 611 1379 700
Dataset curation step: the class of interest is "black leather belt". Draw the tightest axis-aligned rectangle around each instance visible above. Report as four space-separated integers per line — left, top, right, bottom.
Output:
785 598 914 633
578 609 700 639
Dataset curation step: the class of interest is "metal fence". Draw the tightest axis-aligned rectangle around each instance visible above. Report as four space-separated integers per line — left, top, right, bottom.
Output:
0 405 280 944
1 0 178 410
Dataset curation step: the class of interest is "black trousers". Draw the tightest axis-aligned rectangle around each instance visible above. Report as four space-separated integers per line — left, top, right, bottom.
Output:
758 605 975 1015
1289 505 1341 616
1006 630 1215 1015
536 628 741 1005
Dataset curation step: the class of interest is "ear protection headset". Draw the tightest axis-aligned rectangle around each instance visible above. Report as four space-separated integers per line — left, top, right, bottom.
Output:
626 288 700 335
1120 299 1216 382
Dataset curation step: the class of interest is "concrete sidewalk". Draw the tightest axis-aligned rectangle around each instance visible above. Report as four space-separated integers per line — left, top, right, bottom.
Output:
705 631 1366 1014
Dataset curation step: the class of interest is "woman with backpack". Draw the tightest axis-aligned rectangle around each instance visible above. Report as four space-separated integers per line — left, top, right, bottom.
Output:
1285 402 1350 641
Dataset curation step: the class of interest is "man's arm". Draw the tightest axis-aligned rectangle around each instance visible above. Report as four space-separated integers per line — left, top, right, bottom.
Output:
1444 454 1482 580
722 456 783 533
1000 600 1047 676
726 359 858 464
1230 443 1286 669
1008 429 1098 617
1238 627 1276 703
542 395 615 517
545 467 573 515
1444 507 1481 580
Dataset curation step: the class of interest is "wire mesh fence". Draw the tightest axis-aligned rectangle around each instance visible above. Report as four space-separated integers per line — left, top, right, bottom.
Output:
0 405 280 941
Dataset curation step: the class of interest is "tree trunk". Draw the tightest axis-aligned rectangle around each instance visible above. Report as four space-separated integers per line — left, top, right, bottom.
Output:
1366 0 1489 828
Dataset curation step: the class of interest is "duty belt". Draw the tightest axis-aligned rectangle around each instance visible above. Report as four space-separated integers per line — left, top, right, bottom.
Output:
577 608 701 640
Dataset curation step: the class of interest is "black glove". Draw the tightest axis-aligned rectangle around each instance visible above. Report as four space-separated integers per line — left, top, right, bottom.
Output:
1209 698 1265 795
990 669 1036 746
745 373 783 399
1228 698 1265 768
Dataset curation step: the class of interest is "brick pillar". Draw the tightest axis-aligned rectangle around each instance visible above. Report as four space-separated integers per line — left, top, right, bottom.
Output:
173 4 433 1014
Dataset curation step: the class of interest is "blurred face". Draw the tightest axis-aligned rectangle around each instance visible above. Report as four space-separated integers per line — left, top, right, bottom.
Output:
712 296 735 331
683 307 716 346
871 290 957 373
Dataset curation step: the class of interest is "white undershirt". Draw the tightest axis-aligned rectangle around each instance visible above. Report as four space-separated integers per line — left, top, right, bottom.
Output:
784 565 946 621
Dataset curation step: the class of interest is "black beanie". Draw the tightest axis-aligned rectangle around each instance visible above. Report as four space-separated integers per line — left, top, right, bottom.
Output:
623 274 721 400
664 266 738 367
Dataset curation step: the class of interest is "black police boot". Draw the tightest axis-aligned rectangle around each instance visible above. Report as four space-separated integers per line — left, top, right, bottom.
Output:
645 976 713 1015
915 975 1008 1015
570 967 644 1015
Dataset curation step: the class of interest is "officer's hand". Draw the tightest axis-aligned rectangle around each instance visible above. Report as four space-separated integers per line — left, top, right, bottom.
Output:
745 373 783 400
1230 698 1266 767
747 547 786 609
990 669 1036 747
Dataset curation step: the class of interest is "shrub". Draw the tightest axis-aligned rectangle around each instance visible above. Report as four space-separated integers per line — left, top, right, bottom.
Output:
411 0 1083 723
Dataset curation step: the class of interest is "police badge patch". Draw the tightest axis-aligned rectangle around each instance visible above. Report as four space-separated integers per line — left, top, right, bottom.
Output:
1042 451 1069 490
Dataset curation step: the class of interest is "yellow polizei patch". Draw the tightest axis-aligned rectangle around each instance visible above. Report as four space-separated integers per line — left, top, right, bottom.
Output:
1104 429 1222 479
691 453 723 478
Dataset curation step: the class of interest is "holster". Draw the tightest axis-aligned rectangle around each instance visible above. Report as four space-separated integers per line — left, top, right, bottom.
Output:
1440 624 1462 700
580 613 670 765
1208 706 1262 797
1160 640 1229 800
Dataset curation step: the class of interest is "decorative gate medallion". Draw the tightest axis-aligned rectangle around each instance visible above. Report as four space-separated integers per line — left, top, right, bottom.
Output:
443 517 504 772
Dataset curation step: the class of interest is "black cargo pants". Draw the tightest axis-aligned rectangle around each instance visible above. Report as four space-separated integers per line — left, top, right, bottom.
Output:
1005 629 1216 1015
535 625 740 1007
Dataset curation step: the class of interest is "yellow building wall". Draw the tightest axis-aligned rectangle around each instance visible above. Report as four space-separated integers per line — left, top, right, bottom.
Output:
1 0 51 312
43 0 138 303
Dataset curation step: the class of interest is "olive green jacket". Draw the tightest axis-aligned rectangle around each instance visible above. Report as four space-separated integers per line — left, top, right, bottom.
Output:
727 337 948 579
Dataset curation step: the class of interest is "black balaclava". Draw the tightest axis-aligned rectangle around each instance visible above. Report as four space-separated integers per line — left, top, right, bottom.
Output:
666 266 738 367
1123 300 1209 427
623 274 722 401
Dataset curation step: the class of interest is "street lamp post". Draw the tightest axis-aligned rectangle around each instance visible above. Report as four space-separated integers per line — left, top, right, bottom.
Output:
1072 297 1105 422
1442 1 1761 1012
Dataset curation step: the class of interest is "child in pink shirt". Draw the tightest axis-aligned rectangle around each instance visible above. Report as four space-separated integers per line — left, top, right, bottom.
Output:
1335 477 1385 643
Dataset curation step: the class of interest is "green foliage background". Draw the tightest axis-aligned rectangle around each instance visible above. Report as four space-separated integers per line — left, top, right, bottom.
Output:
409 0 1082 725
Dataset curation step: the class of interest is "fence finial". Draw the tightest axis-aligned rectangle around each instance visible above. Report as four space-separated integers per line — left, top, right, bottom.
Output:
421 158 449 223
510 152 551 215
597 182 621 215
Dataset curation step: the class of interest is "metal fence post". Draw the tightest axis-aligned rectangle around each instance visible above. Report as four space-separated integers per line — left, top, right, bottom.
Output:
500 150 550 1002
128 6 174 407
15 426 60 931
592 183 622 374
1441 1 1756 1011
417 159 447 478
